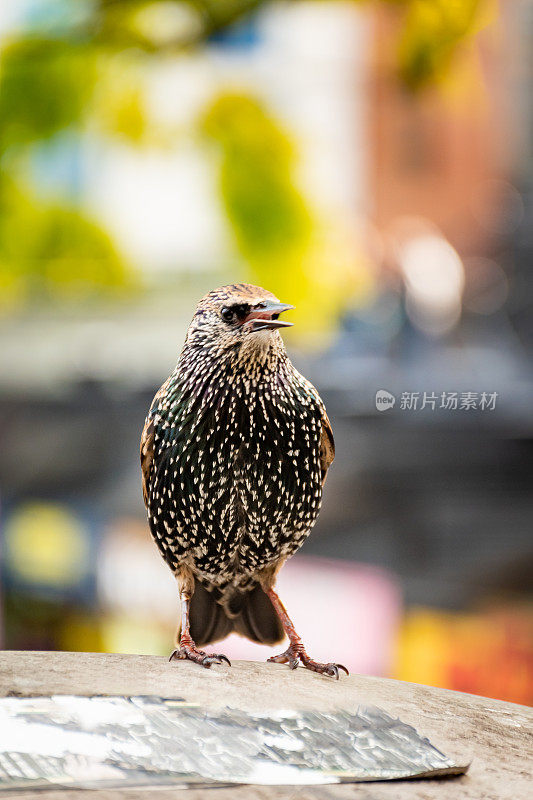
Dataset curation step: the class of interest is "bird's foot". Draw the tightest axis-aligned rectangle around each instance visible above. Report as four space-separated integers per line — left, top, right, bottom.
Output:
169 644 231 669
268 643 348 680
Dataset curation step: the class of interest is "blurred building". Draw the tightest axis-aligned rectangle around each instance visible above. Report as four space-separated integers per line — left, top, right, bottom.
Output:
369 4 510 258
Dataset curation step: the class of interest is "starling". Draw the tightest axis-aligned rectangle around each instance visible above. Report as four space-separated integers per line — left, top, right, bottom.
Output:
141 283 347 678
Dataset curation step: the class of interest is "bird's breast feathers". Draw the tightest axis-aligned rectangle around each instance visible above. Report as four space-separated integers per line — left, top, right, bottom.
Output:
142 366 333 580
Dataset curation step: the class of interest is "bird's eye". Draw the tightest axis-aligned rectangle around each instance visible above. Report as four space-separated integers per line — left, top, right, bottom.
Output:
221 307 234 323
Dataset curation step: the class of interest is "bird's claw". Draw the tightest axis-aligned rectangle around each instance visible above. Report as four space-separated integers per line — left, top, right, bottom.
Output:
318 662 349 680
169 647 231 668
201 653 231 667
268 650 299 670
300 658 349 680
213 653 232 666
268 646 348 679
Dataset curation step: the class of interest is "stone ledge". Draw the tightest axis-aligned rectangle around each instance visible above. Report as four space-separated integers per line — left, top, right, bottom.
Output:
0 651 530 800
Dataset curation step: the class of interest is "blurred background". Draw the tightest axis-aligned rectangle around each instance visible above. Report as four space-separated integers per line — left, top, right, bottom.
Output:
0 0 532 705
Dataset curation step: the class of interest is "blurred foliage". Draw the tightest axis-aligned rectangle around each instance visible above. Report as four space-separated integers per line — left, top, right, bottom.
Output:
0 178 132 309
396 0 491 89
0 0 491 317
88 1 490 87
88 1 490 88
0 37 96 151
202 94 312 260
92 52 149 144
201 93 371 336
0 34 142 310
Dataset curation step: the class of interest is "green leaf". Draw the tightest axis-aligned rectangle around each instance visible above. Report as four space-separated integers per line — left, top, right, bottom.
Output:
0 178 136 309
0 36 96 150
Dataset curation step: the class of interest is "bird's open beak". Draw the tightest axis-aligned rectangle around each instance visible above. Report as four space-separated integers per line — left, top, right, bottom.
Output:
245 301 294 332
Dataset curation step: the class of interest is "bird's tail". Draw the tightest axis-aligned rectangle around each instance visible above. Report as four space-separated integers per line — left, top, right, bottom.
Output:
186 582 284 647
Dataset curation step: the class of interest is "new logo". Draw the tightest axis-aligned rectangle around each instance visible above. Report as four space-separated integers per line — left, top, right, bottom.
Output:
375 390 396 411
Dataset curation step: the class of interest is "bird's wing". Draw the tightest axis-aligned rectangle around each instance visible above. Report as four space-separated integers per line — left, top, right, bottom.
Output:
140 414 155 509
140 378 170 508
319 408 335 486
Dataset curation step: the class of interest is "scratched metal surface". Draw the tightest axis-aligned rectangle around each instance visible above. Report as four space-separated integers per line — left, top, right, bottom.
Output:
0 695 468 790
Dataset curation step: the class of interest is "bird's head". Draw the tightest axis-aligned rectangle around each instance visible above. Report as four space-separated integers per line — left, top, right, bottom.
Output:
186 283 294 356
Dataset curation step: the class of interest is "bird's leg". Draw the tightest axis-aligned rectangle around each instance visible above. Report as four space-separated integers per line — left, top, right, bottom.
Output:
265 586 348 680
169 591 231 668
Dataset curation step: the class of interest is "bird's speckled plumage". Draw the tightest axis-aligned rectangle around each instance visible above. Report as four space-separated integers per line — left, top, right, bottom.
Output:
141 284 341 674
